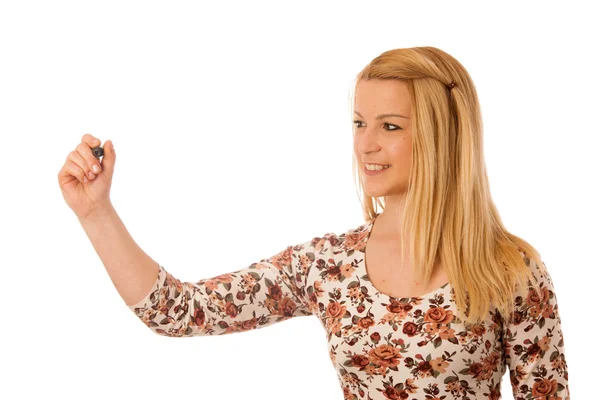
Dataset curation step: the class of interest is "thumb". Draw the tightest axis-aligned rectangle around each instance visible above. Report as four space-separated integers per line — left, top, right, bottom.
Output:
100 140 116 176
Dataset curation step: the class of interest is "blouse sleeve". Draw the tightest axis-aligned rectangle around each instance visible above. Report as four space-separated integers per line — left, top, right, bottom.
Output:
127 242 314 337
502 256 570 399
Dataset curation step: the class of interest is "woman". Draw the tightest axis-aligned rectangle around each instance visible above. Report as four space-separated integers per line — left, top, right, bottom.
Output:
58 46 570 399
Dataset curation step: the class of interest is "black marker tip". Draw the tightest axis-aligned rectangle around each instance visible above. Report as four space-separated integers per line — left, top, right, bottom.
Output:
92 146 104 159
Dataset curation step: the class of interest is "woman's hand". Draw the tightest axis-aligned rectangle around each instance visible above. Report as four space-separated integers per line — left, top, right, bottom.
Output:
58 133 116 220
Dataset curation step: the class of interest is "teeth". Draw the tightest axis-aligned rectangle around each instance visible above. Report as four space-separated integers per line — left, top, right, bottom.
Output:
365 164 391 171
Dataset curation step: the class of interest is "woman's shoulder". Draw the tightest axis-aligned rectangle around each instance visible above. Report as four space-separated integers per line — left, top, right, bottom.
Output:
309 218 373 257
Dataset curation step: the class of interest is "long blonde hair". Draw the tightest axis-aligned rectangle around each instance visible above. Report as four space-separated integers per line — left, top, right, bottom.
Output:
350 46 542 325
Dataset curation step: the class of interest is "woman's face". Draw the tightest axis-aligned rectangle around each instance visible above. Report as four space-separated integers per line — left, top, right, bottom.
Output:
353 79 413 200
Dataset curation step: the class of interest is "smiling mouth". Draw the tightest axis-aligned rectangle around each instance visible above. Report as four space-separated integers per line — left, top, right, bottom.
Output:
364 165 391 171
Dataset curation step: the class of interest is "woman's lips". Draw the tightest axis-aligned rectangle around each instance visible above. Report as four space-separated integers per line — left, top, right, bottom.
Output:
364 165 391 176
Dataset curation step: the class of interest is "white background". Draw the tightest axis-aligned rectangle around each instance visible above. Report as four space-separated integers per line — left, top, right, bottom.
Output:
1 0 596 398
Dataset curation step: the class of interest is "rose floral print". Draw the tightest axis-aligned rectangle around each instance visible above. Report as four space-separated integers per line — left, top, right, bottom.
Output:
128 214 570 399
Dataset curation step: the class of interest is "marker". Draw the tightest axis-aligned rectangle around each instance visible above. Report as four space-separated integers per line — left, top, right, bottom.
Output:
92 146 104 159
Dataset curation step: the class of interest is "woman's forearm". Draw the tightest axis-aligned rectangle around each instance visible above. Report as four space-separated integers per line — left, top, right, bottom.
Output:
78 203 160 306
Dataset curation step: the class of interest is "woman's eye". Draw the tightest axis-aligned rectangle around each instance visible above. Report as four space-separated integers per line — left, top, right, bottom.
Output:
384 123 400 131
353 120 402 131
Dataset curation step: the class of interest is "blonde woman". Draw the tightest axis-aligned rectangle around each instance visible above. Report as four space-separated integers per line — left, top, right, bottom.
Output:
58 46 570 399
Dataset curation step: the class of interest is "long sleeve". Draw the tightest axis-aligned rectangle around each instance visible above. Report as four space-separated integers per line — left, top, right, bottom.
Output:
127 242 314 337
502 256 570 399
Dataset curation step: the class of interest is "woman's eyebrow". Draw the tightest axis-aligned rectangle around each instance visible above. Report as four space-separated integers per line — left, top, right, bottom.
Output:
354 111 410 119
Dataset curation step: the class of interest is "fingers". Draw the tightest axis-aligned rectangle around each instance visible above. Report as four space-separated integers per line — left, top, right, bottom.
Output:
65 159 89 184
81 133 101 149
58 134 106 186
75 141 103 176
57 134 107 186
68 149 97 182
82 133 103 160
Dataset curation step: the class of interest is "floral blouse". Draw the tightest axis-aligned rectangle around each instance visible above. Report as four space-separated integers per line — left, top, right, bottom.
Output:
128 214 570 399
